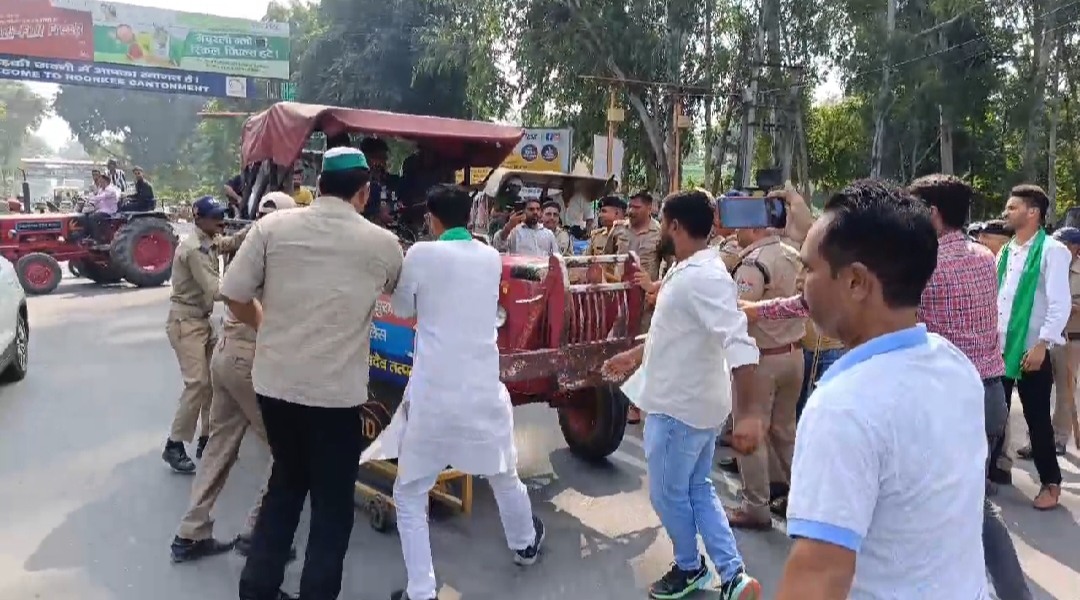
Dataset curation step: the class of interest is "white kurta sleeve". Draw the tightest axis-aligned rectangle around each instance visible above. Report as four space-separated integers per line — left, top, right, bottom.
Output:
390 245 422 319
1040 243 1072 345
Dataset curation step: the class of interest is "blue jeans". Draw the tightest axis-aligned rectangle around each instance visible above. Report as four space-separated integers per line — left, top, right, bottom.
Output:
795 347 846 421
643 413 744 581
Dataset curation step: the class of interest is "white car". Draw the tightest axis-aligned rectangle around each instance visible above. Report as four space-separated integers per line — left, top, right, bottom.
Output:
0 256 28 383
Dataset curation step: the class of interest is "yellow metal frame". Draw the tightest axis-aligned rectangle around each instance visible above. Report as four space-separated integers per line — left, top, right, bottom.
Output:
355 460 474 515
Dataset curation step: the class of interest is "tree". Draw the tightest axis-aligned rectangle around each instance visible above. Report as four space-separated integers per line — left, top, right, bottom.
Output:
0 82 49 194
52 87 207 170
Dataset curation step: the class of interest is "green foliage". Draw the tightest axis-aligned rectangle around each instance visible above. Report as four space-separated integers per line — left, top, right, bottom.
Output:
0 82 49 194
807 98 871 193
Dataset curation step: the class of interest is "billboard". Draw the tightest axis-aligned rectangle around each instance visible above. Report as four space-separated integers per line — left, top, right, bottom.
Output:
457 127 573 185
0 0 289 99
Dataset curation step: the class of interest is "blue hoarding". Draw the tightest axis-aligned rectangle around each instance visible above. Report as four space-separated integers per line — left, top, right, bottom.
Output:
0 53 260 99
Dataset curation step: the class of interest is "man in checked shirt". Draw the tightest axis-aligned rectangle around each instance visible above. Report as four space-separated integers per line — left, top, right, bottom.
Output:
742 174 1032 600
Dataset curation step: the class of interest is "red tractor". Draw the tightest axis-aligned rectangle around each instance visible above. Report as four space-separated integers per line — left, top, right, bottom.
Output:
236 102 643 462
0 211 178 295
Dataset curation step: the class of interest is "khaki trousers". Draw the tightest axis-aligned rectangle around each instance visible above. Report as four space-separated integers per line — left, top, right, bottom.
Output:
176 335 270 540
1049 341 1080 446
166 315 215 442
736 348 803 519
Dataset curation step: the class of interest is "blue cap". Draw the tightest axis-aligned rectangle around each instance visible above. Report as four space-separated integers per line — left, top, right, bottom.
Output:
192 195 226 220
1053 226 1080 245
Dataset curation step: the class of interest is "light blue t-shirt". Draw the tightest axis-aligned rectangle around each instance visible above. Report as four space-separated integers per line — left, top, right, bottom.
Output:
787 325 990 599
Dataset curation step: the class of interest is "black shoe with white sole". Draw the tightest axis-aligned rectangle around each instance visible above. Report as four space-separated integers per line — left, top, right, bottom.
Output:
513 515 545 566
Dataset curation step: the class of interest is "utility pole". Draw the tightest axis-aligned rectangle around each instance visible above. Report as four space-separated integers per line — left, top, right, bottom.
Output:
606 87 624 185
737 20 765 189
704 0 714 185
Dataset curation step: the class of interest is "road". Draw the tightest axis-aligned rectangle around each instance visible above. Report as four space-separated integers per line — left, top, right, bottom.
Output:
0 276 1077 600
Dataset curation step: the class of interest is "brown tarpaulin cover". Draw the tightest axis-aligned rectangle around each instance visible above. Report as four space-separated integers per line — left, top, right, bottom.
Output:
241 102 525 169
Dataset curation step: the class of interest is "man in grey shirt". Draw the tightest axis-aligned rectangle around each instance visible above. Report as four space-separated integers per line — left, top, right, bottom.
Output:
222 147 404 600
493 197 559 256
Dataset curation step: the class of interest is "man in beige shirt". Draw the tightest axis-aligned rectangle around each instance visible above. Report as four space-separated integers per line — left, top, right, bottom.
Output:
222 147 404 600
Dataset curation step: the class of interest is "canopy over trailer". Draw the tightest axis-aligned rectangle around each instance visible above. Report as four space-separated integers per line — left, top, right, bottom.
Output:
238 102 524 219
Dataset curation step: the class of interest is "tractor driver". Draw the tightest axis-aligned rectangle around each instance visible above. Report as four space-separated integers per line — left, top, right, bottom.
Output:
162 196 236 474
79 172 120 243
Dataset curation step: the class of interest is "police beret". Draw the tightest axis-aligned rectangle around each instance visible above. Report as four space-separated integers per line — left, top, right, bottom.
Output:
1054 226 1080 245
599 195 627 210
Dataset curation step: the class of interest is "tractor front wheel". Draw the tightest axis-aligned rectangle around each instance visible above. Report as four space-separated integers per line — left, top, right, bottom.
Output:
557 385 631 462
110 218 178 287
16 253 62 295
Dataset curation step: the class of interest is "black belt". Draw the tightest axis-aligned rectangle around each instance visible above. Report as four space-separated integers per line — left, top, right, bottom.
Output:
1067 332 1080 341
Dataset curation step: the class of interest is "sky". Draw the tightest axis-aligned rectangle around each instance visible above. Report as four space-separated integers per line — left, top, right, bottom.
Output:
26 0 840 150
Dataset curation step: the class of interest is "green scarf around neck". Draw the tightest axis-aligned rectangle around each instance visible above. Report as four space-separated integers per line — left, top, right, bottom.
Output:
997 228 1046 379
439 227 473 241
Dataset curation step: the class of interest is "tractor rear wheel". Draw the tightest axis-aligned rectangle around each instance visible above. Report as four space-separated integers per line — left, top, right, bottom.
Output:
15 253 62 295
557 385 631 462
110 218 177 287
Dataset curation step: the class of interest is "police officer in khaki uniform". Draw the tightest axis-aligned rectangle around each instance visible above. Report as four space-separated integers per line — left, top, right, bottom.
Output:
163 196 231 473
608 192 662 283
170 193 298 563
585 195 627 256
724 227 804 530
1041 228 1080 455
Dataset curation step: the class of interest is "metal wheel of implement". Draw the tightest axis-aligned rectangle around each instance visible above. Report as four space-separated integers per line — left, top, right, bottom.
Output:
367 497 394 533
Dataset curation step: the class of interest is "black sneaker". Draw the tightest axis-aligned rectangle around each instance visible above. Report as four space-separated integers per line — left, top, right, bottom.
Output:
233 533 297 563
1055 442 1066 456
196 436 209 459
513 515 546 566
163 441 195 474
648 561 711 599
719 568 762 600
169 536 234 563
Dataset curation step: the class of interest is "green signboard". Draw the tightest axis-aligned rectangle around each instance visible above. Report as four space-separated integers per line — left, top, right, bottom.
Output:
48 0 290 80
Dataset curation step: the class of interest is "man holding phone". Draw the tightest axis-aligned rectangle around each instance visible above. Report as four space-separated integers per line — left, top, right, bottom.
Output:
723 204 804 531
493 197 559 256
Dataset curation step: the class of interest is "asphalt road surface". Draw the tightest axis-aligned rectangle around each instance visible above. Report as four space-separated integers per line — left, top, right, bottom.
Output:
0 275 1077 600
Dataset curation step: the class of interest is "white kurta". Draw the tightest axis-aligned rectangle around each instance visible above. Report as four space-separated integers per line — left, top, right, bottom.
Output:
362 239 517 485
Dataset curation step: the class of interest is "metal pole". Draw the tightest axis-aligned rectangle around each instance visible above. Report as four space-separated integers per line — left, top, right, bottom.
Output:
671 94 682 194
606 88 616 178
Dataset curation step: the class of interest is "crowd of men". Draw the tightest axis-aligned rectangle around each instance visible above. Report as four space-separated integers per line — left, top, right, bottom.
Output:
153 132 1076 600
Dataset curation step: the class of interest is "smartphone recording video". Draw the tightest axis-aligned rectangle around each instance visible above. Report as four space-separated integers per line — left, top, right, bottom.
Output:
719 196 787 229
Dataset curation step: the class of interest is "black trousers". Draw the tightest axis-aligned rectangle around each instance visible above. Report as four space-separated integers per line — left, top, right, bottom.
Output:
997 354 1063 486
239 395 363 600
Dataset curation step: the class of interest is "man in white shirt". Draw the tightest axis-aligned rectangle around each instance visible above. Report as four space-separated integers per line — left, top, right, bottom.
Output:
603 190 763 600
493 197 559 256
380 184 544 600
559 180 596 237
995 183 1068 510
776 180 988 600
81 172 120 243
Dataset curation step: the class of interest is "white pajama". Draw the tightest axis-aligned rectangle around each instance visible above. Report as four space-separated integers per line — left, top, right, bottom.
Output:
394 469 535 600
358 239 538 599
